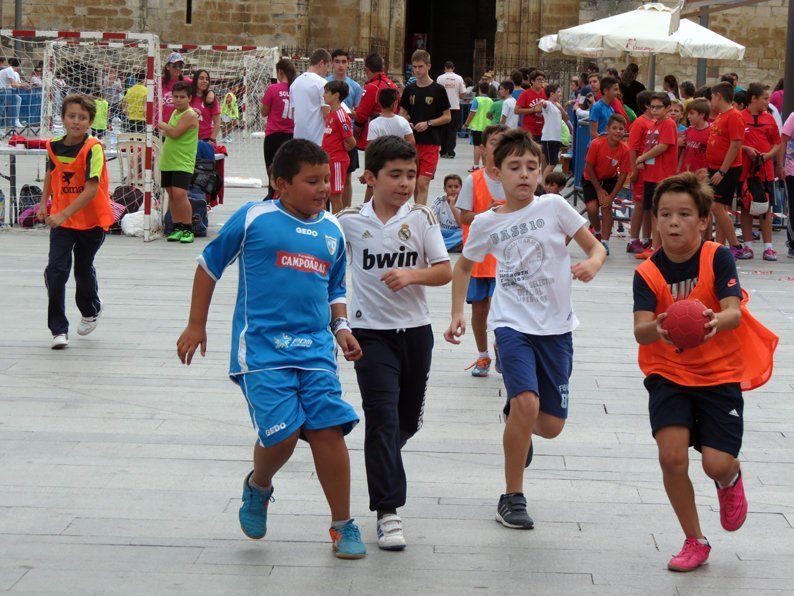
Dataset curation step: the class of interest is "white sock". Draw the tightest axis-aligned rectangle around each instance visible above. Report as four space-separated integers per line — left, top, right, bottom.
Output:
718 471 740 489
630 237 638 242
745 240 754 248
248 476 271 493
696 537 709 545
478 350 490 359
764 243 774 250
331 518 352 529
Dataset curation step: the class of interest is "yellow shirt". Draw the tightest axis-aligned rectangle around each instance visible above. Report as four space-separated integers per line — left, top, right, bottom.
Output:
123 84 148 121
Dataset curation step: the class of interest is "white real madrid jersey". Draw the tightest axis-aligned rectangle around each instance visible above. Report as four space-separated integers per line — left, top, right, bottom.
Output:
338 200 449 330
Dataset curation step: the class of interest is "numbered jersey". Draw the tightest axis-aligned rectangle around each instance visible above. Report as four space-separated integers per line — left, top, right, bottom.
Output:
262 82 294 135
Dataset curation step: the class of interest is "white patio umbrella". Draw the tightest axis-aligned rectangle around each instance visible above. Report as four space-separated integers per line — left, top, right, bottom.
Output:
538 3 745 64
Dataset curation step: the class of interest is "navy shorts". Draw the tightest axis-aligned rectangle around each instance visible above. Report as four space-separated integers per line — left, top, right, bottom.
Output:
494 327 573 420
235 368 359 448
645 374 743 457
347 148 359 174
466 277 496 303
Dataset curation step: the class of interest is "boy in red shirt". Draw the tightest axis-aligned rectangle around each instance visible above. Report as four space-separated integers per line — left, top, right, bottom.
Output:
679 99 710 174
706 82 748 258
627 91 655 254
515 70 547 143
739 83 781 261
634 93 679 258
583 114 631 254
323 80 357 213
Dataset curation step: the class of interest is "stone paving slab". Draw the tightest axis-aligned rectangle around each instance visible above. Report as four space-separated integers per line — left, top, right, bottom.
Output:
1 140 792 594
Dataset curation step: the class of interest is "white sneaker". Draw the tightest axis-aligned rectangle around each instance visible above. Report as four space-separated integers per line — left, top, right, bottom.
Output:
14 119 23 129
77 303 102 336
51 334 69 349
377 513 406 551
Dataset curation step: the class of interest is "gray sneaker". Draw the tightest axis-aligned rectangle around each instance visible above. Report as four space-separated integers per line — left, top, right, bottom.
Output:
496 493 534 529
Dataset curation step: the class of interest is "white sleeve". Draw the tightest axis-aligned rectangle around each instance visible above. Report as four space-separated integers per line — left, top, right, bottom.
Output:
366 120 378 140
458 77 466 95
456 174 475 211
461 216 490 263
400 117 413 136
424 223 451 264
554 195 588 236
501 102 510 118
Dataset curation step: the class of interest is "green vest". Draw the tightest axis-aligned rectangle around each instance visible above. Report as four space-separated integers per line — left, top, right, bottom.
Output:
159 108 198 174
470 96 493 132
93 99 109 131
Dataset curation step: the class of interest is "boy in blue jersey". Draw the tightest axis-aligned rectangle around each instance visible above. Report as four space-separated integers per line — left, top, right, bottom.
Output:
176 139 367 559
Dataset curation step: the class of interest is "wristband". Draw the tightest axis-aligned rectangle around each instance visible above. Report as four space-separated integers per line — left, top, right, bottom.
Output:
718 169 726 176
331 316 351 335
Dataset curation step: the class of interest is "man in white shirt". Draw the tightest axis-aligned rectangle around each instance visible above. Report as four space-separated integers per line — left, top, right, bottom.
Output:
436 61 466 158
0 58 28 130
290 48 331 145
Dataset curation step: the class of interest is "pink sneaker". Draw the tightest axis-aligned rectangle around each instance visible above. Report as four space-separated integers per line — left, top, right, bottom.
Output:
668 537 711 572
627 239 645 253
763 248 778 261
716 470 748 531
731 245 754 260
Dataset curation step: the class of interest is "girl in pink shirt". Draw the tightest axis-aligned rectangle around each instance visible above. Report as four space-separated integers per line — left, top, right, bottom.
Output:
261 58 297 197
190 69 221 142
161 53 192 124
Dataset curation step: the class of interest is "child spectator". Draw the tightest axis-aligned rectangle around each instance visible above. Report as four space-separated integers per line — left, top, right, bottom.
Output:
632 172 777 572
190 69 221 143
540 83 569 179
161 52 192 124
543 171 567 195
220 86 240 143
262 59 296 199
487 85 504 125
122 71 147 133
177 139 366 560
157 81 199 243
583 114 632 254
367 88 415 145
430 174 464 251
515 70 547 143
36 94 114 349
679 99 710 174
499 81 519 127
91 94 109 139
445 129 605 530
337 136 451 552
669 99 686 133
455 124 508 377
589 76 619 137
463 82 494 172
663 74 680 100
322 80 356 213
627 91 655 254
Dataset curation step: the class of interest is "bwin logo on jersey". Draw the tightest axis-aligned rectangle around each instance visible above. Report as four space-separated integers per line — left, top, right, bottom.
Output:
363 246 419 270
325 234 338 255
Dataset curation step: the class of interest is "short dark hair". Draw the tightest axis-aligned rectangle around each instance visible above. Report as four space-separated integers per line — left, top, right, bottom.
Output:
378 87 398 109
687 98 710 118
135 70 146 83
272 139 329 183
510 70 523 86
694 85 712 100
309 48 332 66
529 70 545 82
444 61 454 69
61 93 96 121
680 81 695 98
720 74 735 85
653 171 713 218
364 52 384 73
493 128 542 169
544 83 559 97
331 49 350 60
482 124 508 146
600 76 619 91
606 67 619 78
636 90 653 112
477 81 490 94
443 173 462 187
365 135 417 178
712 81 735 103
733 90 747 108
745 82 766 102
171 81 192 96
500 80 515 94
544 171 567 188
324 80 349 102
607 113 627 128
587 72 600 83
8 57 20 67
650 92 671 108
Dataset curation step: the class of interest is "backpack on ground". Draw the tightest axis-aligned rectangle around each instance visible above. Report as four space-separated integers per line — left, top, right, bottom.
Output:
19 184 43 212
109 185 145 233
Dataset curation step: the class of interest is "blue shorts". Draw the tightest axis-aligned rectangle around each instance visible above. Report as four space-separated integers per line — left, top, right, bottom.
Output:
466 277 496 303
235 368 359 447
494 327 573 420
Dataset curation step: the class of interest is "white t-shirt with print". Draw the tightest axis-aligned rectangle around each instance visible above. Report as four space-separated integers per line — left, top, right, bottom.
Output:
436 72 467 110
367 114 413 141
290 71 328 145
541 101 563 141
338 200 449 330
462 194 587 335
501 96 519 128
456 170 505 212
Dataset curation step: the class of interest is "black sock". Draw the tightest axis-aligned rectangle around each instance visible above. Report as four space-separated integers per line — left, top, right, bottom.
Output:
377 508 397 519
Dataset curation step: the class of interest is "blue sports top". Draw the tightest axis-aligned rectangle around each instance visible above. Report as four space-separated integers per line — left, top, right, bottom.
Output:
198 200 347 376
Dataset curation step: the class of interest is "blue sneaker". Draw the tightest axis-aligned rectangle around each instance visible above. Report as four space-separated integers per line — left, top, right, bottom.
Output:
330 519 367 559
239 471 274 539
467 356 491 377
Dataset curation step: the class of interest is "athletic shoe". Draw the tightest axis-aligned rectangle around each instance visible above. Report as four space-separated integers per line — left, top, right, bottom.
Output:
667 537 710 572
14 119 23 129
51 334 69 349
77 303 102 336
496 493 534 529
627 239 645 253
788 247 794 259
166 229 183 242
731 245 753 260
467 356 491 377
179 230 195 244
330 519 367 559
494 343 501 374
634 248 653 260
238 471 274 539
601 239 610 255
716 470 748 531
762 248 777 261
377 513 406 551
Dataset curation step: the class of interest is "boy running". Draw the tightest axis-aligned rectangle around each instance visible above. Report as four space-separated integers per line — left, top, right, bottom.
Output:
337 136 452 551
446 129 606 528
176 139 367 560
37 94 115 349
322 80 356 213
633 172 777 571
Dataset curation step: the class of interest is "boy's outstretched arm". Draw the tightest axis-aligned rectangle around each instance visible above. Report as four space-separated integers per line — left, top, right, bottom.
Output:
444 256 475 344
177 266 216 365
570 225 606 282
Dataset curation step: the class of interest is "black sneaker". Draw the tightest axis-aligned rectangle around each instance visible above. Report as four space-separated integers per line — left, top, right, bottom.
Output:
496 493 534 529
